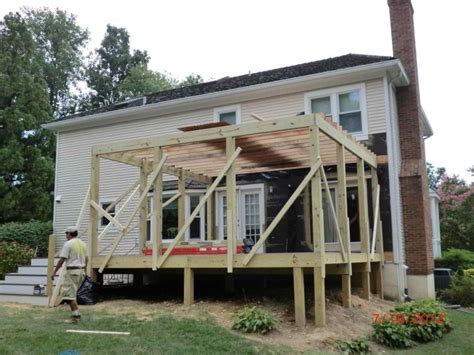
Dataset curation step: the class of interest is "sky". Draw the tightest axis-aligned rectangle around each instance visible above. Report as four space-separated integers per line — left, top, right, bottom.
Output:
3 0 474 182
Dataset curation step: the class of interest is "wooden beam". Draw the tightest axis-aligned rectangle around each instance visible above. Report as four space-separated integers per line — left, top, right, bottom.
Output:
206 185 215 240
139 163 149 254
250 113 265 121
75 185 90 231
46 234 55 299
97 185 140 240
357 158 371 300
48 265 65 307
163 192 181 209
371 168 384 264
293 267 306 327
371 185 381 259
162 165 212 185
320 168 347 262
226 137 236 273
98 154 168 273
303 186 311 248
183 268 194 306
315 114 377 168
87 154 100 279
178 169 186 230
90 200 125 232
152 147 164 270
314 266 326 327
243 158 322 265
101 152 143 167
155 148 242 269
337 143 351 308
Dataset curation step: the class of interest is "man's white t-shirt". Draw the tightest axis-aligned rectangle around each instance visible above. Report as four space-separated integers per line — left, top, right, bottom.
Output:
59 238 87 267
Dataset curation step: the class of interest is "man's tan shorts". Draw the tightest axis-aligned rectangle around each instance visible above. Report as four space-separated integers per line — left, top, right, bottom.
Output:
59 269 85 301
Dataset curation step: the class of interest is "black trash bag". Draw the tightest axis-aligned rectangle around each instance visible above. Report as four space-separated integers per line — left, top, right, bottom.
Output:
77 275 98 305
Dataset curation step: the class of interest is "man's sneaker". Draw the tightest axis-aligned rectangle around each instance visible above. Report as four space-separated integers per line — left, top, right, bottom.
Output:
64 315 81 324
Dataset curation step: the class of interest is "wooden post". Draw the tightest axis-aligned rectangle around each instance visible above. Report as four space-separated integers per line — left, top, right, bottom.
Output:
293 267 306 327
207 184 214 240
371 167 384 299
46 234 56 298
139 162 149 254
152 147 163 270
303 186 312 248
337 143 351 308
87 153 100 280
357 158 371 300
310 123 326 326
226 137 236 273
183 268 194 306
178 169 186 230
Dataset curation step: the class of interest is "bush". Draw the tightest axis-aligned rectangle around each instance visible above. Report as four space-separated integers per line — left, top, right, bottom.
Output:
0 220 52 257
441 271 474 307
435 249 474 272
373 299 452 349
232 306 275 334
336 336 371 354
0 242 35 279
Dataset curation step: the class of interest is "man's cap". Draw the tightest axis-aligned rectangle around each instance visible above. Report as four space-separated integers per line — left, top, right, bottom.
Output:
65 226 78 233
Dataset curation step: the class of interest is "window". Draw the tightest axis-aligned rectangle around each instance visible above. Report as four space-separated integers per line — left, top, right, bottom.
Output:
213 105 241 125
100 202 116 227
305 84 368 139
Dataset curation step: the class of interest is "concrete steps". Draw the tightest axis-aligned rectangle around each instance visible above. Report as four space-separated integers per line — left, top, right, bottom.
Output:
0 258 58 305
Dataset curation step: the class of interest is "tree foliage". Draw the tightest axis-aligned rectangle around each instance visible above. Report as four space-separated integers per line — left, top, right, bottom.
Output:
0 13 54 223
119 65 177 98
23 7 89 118
427 162 446 190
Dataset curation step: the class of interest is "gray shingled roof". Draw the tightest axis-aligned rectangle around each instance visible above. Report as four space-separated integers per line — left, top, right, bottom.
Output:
57 53 394 121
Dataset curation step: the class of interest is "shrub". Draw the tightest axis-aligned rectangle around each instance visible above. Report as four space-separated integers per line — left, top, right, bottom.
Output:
336 336 371 354
373 299 452 349
435 249 474 272
0 242 35 279
441 271 474 307
232 306 275 334
0 220 52 257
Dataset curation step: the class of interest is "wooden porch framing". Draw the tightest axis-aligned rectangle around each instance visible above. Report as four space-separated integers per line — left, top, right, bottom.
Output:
55 113 385 327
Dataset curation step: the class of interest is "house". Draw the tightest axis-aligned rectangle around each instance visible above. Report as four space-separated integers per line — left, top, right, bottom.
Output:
41 0 436 324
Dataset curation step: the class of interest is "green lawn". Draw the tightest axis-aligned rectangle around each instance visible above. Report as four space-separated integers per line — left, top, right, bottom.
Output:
389 310 474 355
0 304 288 354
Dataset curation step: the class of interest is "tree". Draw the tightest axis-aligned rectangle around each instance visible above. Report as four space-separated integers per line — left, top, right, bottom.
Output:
178 73 204 88
86 25 149 108
0 13 54 223
23 7 89 118
119 65 177 98
427 162 446 190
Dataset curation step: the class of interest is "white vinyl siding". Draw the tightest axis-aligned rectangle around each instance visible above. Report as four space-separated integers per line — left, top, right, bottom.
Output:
54 78 387 254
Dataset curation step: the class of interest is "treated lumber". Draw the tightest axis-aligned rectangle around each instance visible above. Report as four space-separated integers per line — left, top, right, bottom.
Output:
226 137 236 273
65 330 130 335
155 148 242 269
250 113 265 121
90 200 125 231
152 147 164 270
97 185 140 240
183 268 194 306
75 185 91 231
371 185 381 259
293 267 306 327
162 164 212 184
163 192 181 208
98 154 168 273
314 266 326 327
46 234 55 298
243 158 322 265
206 185 215 240
320 168 347 262
357 158 371 300
87 154 100 279
178 169 186 230
303 186 311 247
48 265 65 307
139 163 149 253
310 126 324 254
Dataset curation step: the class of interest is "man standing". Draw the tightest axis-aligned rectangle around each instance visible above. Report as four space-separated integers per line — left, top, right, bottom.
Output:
52 226 88 324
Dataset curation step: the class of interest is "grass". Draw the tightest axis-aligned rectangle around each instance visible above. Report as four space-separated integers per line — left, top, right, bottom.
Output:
0 304 287 355
388 309 474 354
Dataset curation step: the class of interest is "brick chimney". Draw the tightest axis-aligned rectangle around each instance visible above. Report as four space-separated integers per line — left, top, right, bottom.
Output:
387 0 434 297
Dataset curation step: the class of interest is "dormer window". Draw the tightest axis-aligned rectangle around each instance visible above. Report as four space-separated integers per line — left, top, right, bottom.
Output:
213 105 241 125
305 84 368 140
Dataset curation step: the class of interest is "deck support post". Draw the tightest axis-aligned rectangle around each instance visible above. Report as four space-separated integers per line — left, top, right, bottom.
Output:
87 153 100 281
152 147 164 270
337 143 351 308
178 169 186 230
371 167 384 299
139 162 149 254
207 183 215 240
183 267 194 306
46 234 56 298
226 137 236 273
310 123 326 326
357 158 371 300
293 267 306 327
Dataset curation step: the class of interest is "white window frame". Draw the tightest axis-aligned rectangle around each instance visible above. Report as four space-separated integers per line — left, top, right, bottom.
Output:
304 83 368 140
213 104 241 125
99 199 116 228
185 192 206 241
